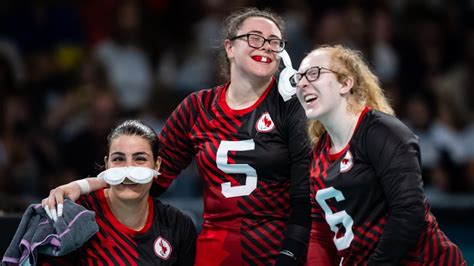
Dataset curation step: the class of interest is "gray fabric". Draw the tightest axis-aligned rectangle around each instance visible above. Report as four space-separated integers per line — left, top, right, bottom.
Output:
2 198 98 266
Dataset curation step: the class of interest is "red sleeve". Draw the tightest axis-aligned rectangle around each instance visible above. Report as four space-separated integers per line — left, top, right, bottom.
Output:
151 93 199 195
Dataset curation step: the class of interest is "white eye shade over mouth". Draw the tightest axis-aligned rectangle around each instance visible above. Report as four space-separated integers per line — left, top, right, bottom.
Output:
98 167 160 185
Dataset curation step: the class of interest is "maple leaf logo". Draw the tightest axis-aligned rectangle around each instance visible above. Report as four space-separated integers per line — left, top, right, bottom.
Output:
159 239 168 254
263 115 272 127
256 112 275 133
154 236 172 260
340 151 354 173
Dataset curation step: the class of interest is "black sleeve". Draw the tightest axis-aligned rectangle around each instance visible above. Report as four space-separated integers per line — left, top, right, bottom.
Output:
276 98 311 265
176 211 198 266
365 115 425 265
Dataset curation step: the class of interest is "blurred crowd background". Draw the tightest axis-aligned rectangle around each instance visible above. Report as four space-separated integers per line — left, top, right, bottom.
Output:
0 0 473 261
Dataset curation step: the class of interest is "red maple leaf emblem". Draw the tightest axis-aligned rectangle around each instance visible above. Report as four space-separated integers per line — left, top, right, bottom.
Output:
263 116 272 127
159 240 168 254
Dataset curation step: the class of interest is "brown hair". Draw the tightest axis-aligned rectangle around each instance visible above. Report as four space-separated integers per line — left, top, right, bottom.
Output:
308 45 394 144
217 7 285 80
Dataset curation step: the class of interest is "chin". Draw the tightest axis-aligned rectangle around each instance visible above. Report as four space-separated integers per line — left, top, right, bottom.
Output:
305 108 320 120
116 191 145 201
253 70 274 79
251 64 277 78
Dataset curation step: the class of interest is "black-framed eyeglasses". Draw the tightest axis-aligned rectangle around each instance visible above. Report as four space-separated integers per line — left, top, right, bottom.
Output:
289 66 342 87
230 33 286 53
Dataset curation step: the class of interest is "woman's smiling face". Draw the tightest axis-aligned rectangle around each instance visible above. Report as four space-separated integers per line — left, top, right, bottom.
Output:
106 135 157 201
296 50 345 121
225 16 282 80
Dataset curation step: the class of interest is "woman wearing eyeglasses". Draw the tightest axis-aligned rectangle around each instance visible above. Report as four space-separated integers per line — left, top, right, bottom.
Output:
42 8 311 265
37 120 197 265
293 45 465 265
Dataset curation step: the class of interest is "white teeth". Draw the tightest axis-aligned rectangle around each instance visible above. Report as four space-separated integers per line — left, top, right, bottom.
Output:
261 56 269 63
304 95 317 102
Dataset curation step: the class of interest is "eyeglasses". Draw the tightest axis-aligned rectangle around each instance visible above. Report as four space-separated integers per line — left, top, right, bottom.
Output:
289 66 342 87
230 33 286 53
98 166 160 185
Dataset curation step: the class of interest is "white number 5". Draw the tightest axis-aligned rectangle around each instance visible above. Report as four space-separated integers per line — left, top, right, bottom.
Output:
216 140 257 198
316 187 354 250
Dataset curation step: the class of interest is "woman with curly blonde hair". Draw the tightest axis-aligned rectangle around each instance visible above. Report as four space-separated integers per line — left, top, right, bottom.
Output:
292 45 464 265
304 45 394 144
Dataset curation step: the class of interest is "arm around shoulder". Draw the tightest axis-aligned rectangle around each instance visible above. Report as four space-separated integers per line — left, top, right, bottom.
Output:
42 176 108 220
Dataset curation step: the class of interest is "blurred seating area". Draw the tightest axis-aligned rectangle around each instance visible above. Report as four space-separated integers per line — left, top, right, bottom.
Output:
0 0 473 261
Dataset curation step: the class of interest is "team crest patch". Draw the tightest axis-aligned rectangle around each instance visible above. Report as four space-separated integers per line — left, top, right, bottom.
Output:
340 151 354 173
154 236 172 260
255 112 275 133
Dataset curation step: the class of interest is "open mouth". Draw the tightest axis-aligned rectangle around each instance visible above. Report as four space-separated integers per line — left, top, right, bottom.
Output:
251 55 271 63
304 94 318 103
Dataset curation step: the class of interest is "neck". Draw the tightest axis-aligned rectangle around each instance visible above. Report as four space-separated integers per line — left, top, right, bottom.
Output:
227 72 272 109
105 189 149 230
322 105 360 153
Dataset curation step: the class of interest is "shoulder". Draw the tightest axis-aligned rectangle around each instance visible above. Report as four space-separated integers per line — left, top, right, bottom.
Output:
363 109 417 143
266 86 305 120
152 198 195 227
189 84 224 100
285 94 304 110
76 191 100 208
177 84 225 110
267 81 299 105
357 110 419 159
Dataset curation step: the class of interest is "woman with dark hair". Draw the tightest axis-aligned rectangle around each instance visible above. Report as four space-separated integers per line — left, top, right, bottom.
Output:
40 120 197 265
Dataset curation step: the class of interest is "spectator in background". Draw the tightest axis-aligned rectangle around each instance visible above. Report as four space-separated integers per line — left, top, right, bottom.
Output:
280 0 312 66
430 24 474 191
429 97 474 193
0 39 26 87
311 9 346 47
155 0 222 95
94 0 153 116
0 95 42 212
434 25 474 126
44 56 113 137
402 92 444 189
59 89 120 181
369 7 399 83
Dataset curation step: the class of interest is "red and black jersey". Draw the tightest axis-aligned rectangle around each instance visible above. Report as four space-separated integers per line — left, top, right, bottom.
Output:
156 78 311 265
308 107 465 265
39 189 197 265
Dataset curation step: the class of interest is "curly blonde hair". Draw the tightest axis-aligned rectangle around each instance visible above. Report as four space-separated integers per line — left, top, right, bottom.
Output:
307 45 394 144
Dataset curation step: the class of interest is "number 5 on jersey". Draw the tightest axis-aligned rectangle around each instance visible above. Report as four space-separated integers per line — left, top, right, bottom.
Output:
216 140 257 198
